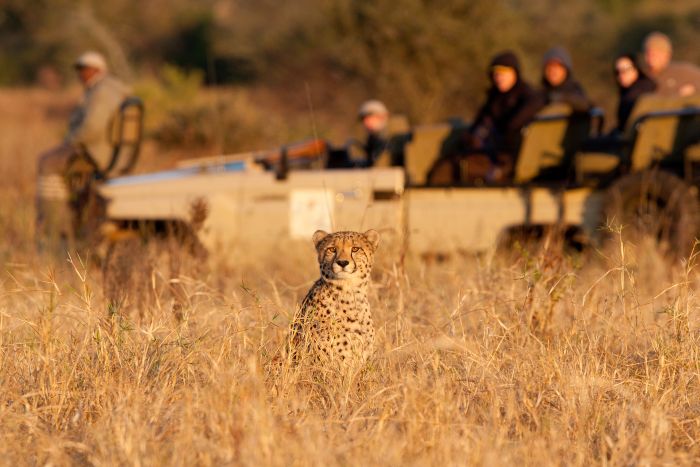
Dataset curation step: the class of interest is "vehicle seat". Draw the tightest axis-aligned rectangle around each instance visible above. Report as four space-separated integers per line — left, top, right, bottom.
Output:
373 114 411 167
628 95 700 171
403 122 458 185
104 96 145 177
667 98 700 163
574 151 621 179
514 103 594 184
575 95 700 182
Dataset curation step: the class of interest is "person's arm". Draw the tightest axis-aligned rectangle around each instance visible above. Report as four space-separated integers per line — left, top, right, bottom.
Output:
677 63 700 96
65 106 85 143
507 89 546 133
469 97 494 147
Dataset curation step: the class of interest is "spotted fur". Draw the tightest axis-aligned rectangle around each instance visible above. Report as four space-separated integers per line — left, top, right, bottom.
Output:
289 229 380 367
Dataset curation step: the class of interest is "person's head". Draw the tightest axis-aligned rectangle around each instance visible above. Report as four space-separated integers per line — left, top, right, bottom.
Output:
489 51 520 93
73 51 108 86
542 46 573 87
643 31 672 76
614 54 641 89
357 100 389 134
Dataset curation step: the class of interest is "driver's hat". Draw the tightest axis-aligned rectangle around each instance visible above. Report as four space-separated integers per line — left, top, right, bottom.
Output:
358 100 388 119
74 51 108 72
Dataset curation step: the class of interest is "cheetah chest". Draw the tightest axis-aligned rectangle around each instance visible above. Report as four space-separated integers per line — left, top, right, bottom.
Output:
302 282 375 359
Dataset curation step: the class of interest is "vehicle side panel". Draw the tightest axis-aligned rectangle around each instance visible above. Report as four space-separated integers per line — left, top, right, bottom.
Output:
407 187 600 253
100 167 404 254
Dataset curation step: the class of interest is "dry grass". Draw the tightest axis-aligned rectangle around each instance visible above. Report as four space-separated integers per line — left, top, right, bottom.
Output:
2 89 700 466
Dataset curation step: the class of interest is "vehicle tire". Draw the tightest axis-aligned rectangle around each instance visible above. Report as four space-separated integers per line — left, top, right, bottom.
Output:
601 170 700 256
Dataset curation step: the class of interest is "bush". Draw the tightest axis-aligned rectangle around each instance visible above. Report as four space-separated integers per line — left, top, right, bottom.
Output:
136 65 283 153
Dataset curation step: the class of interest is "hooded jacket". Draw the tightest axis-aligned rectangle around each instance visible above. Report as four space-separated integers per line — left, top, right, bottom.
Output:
616 55 657 132
541 46 592 113
470 51 546 154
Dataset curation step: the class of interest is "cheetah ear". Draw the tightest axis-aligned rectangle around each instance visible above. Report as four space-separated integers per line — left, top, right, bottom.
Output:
364 229 380 250
312 230 330 249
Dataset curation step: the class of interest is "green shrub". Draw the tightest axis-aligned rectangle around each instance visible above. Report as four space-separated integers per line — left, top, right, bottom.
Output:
135 65 283 152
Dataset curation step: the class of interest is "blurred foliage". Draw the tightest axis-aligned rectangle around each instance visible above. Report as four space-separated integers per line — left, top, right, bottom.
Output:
135 65 205 131
135 65 281 152
1 0 699 146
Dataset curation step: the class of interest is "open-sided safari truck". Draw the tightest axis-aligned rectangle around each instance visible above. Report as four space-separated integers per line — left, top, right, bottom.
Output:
96 94 700 258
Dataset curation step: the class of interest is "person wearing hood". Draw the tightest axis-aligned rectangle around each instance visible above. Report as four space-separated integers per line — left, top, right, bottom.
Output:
581 53 656 155
613 52 656 134
466 51 546 182
541 46 592 113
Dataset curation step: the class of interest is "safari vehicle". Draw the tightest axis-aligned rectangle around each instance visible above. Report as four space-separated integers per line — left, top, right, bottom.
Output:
93 94 700 258
398 94 700 255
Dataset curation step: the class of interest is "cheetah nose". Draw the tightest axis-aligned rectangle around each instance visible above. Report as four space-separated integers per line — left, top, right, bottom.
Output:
336 260 350 268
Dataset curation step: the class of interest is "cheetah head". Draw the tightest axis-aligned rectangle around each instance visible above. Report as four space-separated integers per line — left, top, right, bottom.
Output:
312 230 380 282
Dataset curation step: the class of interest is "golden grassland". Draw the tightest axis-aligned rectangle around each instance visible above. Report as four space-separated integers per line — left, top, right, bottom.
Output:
2 89 700 465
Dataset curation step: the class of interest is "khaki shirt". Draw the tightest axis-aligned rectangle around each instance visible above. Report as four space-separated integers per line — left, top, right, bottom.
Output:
66 74 131 169
654 61 700 97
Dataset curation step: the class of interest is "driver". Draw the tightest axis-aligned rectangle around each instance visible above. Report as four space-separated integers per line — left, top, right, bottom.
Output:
357 99 390 167
36 51 130 248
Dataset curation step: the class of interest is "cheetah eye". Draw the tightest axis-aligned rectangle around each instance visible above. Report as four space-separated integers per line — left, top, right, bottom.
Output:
327 247 336 254
351 247 360 253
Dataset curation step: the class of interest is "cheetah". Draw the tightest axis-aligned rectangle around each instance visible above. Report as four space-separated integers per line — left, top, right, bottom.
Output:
288 229 380 367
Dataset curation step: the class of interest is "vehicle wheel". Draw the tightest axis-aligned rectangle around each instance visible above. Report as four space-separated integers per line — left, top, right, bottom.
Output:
601 170 700 256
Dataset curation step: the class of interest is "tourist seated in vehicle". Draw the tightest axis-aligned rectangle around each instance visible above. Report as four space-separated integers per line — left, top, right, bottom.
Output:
541 46 592 113
643 31 700 97
612 53 656 135
428 51 545 185
579 53 655 156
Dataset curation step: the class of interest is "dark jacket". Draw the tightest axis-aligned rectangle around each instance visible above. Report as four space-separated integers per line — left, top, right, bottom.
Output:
471 51 546 155
364 132 387 166
544 78 591 112
541 47 592 113
617 73 656 133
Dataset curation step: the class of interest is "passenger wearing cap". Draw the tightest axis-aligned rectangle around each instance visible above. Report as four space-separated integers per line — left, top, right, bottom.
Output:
36 51 130 248
357 99 390 167
541 46 592 112
430 51 544 184
643 31 700 97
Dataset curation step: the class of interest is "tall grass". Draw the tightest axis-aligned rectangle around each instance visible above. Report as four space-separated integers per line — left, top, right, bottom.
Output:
1 89 700 465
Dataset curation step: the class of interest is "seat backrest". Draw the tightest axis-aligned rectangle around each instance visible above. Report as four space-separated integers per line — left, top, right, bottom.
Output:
674 106 700 154
514 103 594 184
387 114 410 135
403 122 458 185
106 96 144 176
373 114 411 167
628 95 700 171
